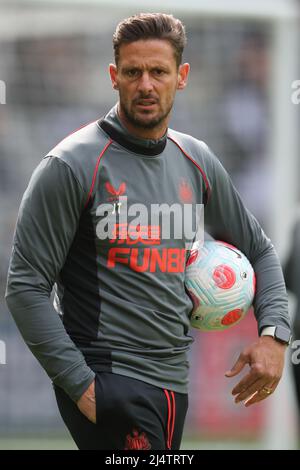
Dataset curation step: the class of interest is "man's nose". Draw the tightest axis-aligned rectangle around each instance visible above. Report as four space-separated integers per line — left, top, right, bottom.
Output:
137 72 154 94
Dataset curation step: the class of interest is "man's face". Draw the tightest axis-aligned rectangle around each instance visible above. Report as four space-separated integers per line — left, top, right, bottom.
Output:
109 39 189 137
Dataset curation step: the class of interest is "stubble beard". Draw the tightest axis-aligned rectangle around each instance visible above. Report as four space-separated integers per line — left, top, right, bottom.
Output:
120 99 173 130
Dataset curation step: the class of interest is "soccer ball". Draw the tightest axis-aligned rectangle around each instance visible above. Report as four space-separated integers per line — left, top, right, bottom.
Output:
185 240 255 331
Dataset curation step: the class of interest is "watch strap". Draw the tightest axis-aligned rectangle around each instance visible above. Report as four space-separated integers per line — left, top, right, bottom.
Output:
261 326 276 337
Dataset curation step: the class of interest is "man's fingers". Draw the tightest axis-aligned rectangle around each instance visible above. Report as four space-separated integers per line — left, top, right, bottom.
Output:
225 353 248 378
78 403 96 424
231 360 273 396
233 377 267 403
244 380 278 407
231 370 254 395
76 380 97 424
231 363 268 396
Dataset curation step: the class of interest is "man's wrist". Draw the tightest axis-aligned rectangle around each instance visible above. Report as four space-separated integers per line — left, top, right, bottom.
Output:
260 325 292 346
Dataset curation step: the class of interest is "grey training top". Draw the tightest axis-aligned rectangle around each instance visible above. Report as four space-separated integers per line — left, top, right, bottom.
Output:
5 105 290 402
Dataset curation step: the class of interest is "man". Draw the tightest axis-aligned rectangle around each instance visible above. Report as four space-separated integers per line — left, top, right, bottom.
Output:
6 13 291 450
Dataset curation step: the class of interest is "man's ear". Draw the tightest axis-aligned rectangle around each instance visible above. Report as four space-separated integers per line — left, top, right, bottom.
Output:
177 63 190 90
109 63 118 90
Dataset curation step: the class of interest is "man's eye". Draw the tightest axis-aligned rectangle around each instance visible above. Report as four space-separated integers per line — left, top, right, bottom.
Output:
153 69 165 76
126 69 139 77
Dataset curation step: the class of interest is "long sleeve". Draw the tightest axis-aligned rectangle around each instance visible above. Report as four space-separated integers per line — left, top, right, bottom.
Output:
5 156 95 402
204 150 290 333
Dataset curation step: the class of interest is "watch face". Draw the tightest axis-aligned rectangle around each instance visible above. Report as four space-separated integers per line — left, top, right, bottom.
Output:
275 326 291 344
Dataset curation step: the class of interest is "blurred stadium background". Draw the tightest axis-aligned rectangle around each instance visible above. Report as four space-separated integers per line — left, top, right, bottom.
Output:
0 0 299 450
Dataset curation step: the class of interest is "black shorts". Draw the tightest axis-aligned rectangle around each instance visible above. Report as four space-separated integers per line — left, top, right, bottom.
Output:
54 372 188 450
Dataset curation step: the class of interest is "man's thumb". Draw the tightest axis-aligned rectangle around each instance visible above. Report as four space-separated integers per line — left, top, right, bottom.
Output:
225 355 247 377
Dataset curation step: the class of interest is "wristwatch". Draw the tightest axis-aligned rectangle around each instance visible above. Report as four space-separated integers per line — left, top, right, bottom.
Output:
261 325 292 346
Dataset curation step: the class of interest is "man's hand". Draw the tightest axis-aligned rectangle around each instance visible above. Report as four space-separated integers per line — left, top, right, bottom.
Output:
77 380 96 423
225 336 287 407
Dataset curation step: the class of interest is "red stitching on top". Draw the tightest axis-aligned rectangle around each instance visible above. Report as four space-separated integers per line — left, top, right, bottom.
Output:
167 135 211 203
84 139 113 208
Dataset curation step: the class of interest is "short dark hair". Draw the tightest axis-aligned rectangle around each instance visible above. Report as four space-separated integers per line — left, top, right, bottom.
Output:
113 13 187 67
